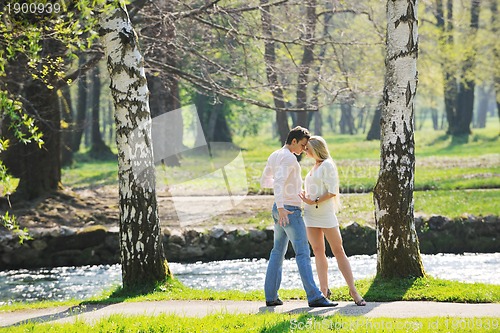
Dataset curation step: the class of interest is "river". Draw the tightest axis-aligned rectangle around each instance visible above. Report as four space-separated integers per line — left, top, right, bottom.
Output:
1 253 499 305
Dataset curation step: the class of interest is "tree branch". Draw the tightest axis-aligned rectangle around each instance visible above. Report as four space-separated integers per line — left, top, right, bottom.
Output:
148 59 318 112
170 0 223 20
56 51 104 90
219 0 289 14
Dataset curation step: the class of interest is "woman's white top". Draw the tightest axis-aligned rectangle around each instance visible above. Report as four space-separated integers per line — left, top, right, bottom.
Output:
303 159 339 228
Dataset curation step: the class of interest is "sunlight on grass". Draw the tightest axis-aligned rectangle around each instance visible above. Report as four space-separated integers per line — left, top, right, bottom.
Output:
62 126 498 194
2 275 498 314
2 276 499 332
5 313 500 333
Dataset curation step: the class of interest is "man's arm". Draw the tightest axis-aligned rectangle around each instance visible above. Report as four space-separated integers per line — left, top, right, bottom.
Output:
260 160 274 189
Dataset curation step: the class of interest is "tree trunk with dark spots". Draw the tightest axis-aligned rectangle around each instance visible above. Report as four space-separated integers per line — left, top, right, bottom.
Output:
100 0 171 290
373 0 425 279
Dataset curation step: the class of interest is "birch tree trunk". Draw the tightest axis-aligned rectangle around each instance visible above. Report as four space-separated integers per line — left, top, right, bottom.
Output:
373 0 425 279
99 1 171 289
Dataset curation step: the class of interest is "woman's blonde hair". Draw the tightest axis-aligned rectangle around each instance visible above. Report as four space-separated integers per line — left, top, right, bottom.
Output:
308 136 331 161
308 136 341 212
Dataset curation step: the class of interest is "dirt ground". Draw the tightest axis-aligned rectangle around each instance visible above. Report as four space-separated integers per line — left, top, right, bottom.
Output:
5 185 276 232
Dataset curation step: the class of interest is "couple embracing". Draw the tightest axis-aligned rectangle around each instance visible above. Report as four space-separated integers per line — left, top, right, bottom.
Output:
261 126 366 308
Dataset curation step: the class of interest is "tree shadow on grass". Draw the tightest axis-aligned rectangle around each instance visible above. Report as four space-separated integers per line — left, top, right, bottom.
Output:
5 284 163 327
362 275 420 303
65 170 118 190
5 303 112 327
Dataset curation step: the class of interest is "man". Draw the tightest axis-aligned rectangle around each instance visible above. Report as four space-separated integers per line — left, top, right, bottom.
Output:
260 126 337 307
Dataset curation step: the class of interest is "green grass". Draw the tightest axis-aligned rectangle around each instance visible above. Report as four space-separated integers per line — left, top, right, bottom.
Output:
3 313 499 333
57 126 499 225
415 130 500 158
356 276 500 303
2 275 499 313
2 276 499 332
62 153 117 189
216 189 500 228
414 189 500 217
107 276 500 305
342 189 500 225
61 126 499 193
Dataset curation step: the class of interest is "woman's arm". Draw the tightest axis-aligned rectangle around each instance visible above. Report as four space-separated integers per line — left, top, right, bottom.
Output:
299 191 335 206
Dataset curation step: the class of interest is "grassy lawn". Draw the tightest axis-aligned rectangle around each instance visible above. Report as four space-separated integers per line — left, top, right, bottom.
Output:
2 276 499 332
62 126 499 192
3 313 499 333
58 126 499 228
3 276 499 312
218 189 499 229
340 189 500 226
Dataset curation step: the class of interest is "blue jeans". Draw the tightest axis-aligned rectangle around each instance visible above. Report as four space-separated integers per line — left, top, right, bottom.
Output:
264 203 323 303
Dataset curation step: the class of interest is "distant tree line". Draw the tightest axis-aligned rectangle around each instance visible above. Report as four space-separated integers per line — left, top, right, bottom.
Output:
1 0 498 203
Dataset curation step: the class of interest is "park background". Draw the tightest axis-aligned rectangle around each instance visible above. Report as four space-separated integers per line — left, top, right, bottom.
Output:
0 0 499 332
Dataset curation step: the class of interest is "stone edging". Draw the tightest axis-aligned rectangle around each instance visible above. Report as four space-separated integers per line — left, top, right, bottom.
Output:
0 215 498 269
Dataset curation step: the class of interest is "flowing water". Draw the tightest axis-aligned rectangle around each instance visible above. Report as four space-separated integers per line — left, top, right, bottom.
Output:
1 253 499 305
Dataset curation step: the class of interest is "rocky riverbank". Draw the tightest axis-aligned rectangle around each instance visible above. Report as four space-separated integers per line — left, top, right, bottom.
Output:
1 187 498 269
1 214 498 269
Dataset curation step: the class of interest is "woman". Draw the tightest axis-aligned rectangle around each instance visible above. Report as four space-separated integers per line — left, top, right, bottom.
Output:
298 136 366 306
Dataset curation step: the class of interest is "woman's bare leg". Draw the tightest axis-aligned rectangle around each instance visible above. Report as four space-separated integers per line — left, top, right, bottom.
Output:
323 227 366 305
306 227 329 296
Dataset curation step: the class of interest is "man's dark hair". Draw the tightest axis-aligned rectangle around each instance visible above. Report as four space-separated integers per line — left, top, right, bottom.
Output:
286 126 310 144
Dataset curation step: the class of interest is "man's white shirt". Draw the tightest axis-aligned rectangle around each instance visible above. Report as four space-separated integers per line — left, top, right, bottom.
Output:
260 147 302 208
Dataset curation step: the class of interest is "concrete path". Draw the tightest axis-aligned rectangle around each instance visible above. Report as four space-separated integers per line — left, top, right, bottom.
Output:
1 300 499 327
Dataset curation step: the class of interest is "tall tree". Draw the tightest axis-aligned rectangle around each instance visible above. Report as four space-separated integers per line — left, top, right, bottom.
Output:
373 0 425 278
99 0 171 289
2 71 61 200
139 0 183 166
0 1 103 201
435 0 481 139
490 0 500 123
435 0 459 136
339 95 356 134
60 86 74 167
310 6 334 136
89 64 114 159
71 55 89 152
366 100 382 140
454 0 480 139
1 34 67 200
259 0 289 144
294 0 318 128
475 85 492 128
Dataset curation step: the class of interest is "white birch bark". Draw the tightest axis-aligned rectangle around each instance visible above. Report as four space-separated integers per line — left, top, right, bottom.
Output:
373 0 425 278
99 1 170 288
